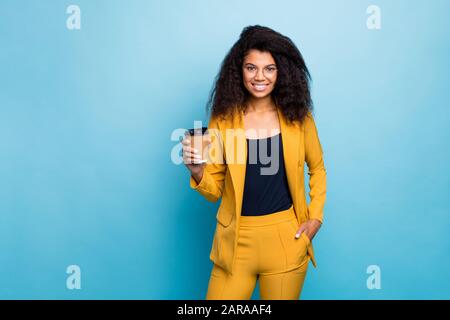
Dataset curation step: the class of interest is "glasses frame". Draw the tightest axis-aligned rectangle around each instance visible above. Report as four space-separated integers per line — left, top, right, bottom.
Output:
243 64 278 79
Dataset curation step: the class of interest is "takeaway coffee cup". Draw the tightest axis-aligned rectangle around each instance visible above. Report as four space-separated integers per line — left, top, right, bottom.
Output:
184 127 211 164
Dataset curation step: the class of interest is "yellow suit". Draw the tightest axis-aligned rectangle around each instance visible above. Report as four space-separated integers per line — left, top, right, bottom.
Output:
190 108 326 276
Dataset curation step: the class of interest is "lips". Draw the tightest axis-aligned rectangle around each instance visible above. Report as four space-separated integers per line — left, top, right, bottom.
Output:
251 83 269 92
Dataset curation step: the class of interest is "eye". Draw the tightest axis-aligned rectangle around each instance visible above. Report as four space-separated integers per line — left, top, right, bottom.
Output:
246 66 255 71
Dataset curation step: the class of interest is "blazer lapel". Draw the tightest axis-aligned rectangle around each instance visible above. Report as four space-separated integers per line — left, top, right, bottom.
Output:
277 108 300 217
224 109 247 220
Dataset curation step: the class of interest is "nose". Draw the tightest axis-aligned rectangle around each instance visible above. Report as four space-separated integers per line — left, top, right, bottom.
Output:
254 68 265 81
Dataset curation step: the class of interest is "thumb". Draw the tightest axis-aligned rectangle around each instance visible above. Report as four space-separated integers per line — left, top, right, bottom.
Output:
295 227 305 239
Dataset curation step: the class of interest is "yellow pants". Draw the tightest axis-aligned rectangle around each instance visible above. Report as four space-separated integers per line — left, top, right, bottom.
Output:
206 205 311 300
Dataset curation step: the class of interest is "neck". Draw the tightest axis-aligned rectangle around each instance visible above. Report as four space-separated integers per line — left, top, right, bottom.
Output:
245 95 276 114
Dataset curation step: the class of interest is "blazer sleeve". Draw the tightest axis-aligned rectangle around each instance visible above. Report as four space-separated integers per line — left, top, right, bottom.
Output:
189 116 227 202
304 112 327 223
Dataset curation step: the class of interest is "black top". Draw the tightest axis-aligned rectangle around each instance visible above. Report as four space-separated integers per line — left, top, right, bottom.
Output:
241 133 293 216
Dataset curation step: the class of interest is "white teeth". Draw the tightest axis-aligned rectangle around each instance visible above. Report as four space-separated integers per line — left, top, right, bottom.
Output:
253 84 267 91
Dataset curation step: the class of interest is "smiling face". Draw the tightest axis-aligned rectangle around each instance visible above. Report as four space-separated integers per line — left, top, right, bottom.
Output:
242 49 278 99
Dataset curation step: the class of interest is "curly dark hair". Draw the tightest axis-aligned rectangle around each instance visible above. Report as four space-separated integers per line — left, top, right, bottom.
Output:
206 25 313 126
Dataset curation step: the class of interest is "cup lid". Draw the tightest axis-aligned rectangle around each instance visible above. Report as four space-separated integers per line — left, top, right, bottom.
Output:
186 127 208 135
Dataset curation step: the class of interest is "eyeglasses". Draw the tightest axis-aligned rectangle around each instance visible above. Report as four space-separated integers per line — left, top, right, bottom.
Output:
243 65 278 78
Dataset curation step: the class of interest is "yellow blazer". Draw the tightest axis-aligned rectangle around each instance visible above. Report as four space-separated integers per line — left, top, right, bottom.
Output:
190 108 327 275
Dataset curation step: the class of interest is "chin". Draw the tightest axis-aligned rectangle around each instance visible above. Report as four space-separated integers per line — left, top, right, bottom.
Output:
249 91 272 99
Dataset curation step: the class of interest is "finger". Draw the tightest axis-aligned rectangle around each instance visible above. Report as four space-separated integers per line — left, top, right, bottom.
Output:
185 157 204 165
295 227 305 239
181 134 190 142
184 152 201 159
182 146 199 154
191 160 205 165
183 151 203 161
182 148 200 156
184 156 203 164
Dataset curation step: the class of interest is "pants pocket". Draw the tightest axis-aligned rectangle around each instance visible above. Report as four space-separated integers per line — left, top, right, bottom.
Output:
289 220 317 268
279 219 309 269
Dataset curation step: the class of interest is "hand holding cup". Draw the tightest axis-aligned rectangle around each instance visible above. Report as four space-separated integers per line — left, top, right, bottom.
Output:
181 127 212 179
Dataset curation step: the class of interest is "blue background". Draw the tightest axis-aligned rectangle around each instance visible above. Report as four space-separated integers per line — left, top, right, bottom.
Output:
0 0 449 299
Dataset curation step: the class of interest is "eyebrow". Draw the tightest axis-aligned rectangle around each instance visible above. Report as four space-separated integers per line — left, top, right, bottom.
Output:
244 63 277 67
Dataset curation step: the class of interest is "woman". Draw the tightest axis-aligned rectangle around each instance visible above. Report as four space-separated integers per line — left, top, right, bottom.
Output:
182 25 326 300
